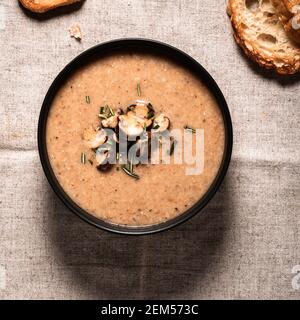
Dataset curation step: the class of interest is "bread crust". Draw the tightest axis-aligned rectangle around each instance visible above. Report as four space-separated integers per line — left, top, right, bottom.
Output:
228 0 300 74
19 0 83 13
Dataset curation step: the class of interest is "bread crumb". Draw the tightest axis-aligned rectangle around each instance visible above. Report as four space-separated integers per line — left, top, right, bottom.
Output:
69 24 82 41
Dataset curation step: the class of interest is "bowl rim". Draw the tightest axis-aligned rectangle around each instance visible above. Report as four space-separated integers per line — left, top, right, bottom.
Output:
38 38 233 235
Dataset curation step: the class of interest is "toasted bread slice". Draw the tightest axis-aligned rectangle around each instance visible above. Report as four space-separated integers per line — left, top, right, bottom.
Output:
228 0 300 74
272 0 300 44
19 0 83 13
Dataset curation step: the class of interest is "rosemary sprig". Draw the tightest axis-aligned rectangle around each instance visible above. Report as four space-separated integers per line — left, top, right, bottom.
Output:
85 96 91 104
99 105 114 119
137 83 141 97
99 106 107 119
184 125 196 133
81 152 86 164
99 106 105 114
121 165 139 180
109 107 115 116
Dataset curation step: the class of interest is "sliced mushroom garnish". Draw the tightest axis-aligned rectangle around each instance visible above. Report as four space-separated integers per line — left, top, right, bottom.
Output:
118 114 144 137
125 111 149 127
126 101 154 129
83 99 171 179
100 108 122 129
152 114 170 132
101 114 119 128
126 111 136 118
82 127 107 149
129 101 153 116
133 104 149 118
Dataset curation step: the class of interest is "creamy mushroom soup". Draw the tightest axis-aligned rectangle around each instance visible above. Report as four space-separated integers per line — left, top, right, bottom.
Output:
46 52 225 226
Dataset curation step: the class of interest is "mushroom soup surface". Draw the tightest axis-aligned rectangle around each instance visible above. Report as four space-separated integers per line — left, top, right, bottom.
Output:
46 52 225 226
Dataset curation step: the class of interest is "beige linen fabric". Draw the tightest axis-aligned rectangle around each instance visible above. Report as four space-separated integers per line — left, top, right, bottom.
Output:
0 0 299 299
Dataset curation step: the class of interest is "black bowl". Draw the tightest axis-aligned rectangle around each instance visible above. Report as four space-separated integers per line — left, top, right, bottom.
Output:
38 38 233 235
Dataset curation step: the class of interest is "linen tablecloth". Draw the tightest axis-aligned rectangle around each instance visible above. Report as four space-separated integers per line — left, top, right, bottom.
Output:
0 0 299 299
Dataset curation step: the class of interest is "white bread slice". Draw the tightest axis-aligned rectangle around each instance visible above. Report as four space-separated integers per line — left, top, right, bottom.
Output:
228 0 300 74
19 0 83 13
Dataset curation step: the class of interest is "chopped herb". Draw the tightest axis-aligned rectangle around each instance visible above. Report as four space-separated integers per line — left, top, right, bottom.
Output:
85 96 91 104
137 83 141 96
109 107 115 116
184 125 196 133
121 165 139 180
147 110 155 119
99 105 107 114
99 105 115 118
98 114 108 119
153 124 160 130
99 106 105 114
81 152 86 164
